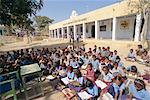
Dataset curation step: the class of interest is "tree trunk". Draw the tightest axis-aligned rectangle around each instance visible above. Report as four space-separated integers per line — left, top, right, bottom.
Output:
141 9 149 49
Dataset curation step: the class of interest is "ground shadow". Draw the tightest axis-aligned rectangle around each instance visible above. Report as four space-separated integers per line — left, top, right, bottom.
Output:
33 41 86 50
0 41 87 54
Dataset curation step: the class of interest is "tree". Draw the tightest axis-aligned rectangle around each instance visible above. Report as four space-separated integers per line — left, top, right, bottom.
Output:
0 0 43 34
33 16 54 32
127 0 150 49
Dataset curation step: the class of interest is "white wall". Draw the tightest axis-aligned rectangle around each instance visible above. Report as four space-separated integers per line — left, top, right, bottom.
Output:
147 16 150 40
115 16 136 40
98 19 112 39
85 23 94 38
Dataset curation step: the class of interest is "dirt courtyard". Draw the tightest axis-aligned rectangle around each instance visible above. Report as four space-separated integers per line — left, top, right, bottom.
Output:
1 38 150 100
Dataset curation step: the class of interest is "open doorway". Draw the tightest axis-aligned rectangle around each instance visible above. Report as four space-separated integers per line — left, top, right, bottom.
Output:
0 30 2 35
59 29 62 38
91 25 95 38
56 30 57 38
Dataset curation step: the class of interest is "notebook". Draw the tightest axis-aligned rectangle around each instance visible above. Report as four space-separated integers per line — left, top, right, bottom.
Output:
102 92 114 100
62 88 75 99
95 80 107 89
78 91 93 99
61 77 73 85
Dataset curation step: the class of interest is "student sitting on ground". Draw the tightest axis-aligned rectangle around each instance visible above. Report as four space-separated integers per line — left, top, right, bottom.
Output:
85 63 95 82
68 69 84 92
101 47 106 57
136 45 144 56
63 57 69 67
138 50 150 64
142 69 150 83
81 44 85 51
128 79 150 100
78 52 85 67
105 46 111 57
93 45 97 53
83 53 90 65
47 59 55 75
126 65 140 78
113 50 118 61
83 79 99 99
70 56 79 69
57 63 67 78
125 49 136 62
96 47 101 55
115 56 124 68
111 62 125 77
101 66 113 83
108 52 114 62
90 55 99 72
107 75 126 100
67 66 74 80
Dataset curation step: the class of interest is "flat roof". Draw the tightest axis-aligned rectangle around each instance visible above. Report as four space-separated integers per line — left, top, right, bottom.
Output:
49 0 138 30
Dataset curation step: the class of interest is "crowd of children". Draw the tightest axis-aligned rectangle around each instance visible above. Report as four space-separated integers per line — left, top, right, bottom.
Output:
125 45 150 64
0 44 150 100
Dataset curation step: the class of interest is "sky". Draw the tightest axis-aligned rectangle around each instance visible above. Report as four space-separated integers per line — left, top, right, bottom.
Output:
37 0 119 23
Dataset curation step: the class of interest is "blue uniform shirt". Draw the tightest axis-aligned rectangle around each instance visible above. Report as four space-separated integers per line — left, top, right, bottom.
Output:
74 76 84 85
67 72 74 80
70 60 79 69
87 85 98 97
102 71 113 82
129 83 150 100
91 59 99 71
112 83 125 93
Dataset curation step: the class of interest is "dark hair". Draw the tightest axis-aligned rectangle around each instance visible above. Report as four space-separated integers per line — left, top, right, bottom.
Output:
102 66 109 72
116 56 120 60
131 65 137 73
113 62 118 66
92 55 96 58
113 75 123 83
134 79 146 90
138 45 142 48
105 57 109 60
61 63 67 68
68 66 73 72
144 50 148 54
114 50 117 52
130 49 133 51
88 63 93 68
86 79 93 87
107 46 110 49
75 69 82 78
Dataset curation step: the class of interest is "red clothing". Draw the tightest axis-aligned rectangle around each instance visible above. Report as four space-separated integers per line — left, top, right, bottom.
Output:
86 68 95 82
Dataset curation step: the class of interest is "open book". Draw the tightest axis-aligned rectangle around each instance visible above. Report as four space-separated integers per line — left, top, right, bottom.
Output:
62 88 76 99
95 80 107 89
78 91 93 99
61 77 74 85
102 92 114 100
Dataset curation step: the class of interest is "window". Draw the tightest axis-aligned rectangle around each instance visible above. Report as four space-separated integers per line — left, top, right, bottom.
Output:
0 30 2 35
100 25 106 31
65 29 67 33
80 26 82 32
